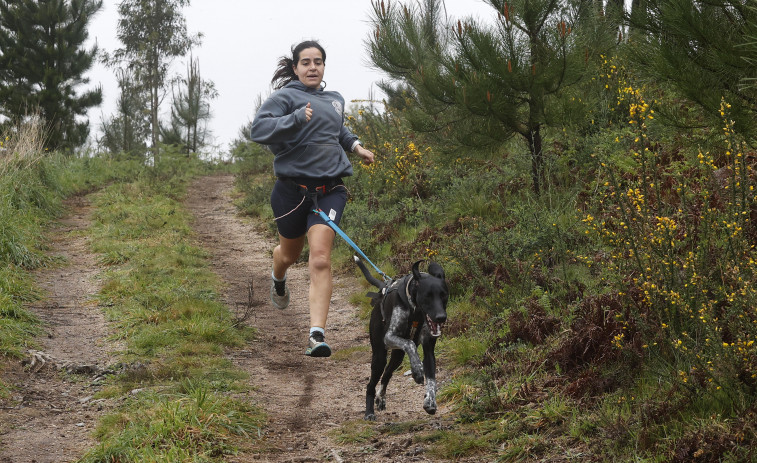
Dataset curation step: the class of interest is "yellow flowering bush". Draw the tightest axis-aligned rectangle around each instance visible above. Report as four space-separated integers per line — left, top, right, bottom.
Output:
586 84 757 399
346 103 433 200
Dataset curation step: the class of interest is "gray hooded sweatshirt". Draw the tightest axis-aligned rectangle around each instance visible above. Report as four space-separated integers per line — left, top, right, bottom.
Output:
250 80 359 179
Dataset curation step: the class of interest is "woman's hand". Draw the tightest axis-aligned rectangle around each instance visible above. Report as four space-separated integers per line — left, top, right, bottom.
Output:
305 102 312 122
354 144 375 165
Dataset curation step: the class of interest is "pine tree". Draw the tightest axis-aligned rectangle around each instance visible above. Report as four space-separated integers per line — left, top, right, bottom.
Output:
369 0 614 194
0 0 103 151
167 56 217 154
630 0 757 139
743 5 757 92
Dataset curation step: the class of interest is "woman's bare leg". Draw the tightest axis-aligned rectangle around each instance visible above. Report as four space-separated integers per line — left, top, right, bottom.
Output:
306 224 336 329
272 234 305 280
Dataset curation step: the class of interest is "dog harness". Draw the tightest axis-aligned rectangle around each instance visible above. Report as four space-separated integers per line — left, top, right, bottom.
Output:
381 274 429 341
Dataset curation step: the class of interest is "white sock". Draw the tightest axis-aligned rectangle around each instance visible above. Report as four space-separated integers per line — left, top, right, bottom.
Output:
310 327 325 336
271 270 286 282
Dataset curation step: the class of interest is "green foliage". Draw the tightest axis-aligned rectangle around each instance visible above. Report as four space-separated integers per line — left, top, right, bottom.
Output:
58 153 145 194
0 0 103 151
99 68 151 158
630 0 757 141
440 333 487 367
584 84 757 414
165 57 218 154
0 284 40 357
421 428 493 459
368 0 616 193
232 140 275 220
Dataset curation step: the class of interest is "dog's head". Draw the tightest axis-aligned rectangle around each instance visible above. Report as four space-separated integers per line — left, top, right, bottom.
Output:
411 260 448 337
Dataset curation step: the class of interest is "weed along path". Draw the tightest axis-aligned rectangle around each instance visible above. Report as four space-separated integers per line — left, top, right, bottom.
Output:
186 174 454 463
0 195 117 463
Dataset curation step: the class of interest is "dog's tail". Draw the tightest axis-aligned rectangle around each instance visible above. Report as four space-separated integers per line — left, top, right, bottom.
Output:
353 256 385 289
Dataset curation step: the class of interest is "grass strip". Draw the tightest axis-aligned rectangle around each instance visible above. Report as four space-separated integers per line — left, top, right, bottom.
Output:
79 173 264 462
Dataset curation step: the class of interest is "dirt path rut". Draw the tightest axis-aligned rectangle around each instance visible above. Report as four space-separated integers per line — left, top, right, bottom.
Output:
0 195 117 463
186 175 448 462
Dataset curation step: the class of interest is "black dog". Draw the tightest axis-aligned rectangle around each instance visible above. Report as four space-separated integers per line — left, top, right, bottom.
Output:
354 256 449 421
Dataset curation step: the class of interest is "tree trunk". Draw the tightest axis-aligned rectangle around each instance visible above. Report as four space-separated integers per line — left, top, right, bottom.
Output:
151 55 160 165
527 125 544 196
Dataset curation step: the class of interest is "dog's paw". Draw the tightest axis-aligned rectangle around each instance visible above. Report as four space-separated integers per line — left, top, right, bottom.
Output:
375 396 386 411
364 413 376 421
423 400 437 415
424 391 437 414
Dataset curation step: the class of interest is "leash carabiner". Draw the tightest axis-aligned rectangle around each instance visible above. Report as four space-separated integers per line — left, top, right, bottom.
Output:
312 208 392 283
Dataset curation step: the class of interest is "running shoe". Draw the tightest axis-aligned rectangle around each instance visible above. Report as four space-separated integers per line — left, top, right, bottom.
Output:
305 331 331 357
270 278 289 310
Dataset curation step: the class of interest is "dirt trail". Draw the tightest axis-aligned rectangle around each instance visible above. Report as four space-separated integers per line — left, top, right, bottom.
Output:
186 175 450 462
0 175 452 463
0 195 117 463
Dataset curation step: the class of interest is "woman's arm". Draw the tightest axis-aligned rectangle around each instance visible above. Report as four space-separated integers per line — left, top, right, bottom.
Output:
353 143 375 165
338 125 375 165
250 97 309 145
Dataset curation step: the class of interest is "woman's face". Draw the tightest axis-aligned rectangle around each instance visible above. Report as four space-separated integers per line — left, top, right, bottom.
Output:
293 47 325 89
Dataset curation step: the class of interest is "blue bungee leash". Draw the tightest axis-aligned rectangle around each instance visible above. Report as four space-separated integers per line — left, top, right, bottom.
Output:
312 207 392 283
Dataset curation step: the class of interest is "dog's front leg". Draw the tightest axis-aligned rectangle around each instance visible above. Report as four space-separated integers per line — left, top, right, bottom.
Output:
421 337 438 414
384 306 424 384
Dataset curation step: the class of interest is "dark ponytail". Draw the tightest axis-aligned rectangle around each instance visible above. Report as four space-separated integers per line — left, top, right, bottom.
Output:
271 40 327 90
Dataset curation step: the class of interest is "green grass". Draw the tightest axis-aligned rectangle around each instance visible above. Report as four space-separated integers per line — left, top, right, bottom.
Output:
329 420 378 444
417 423 499 460
82 380 264 463
439 333 487 368
376 419 427 435
0 290 40 357
78 161 263 461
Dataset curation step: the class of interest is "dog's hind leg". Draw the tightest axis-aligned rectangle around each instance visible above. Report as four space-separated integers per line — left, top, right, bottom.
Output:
375 349 405 412
421 338 439 414
365 347 387 421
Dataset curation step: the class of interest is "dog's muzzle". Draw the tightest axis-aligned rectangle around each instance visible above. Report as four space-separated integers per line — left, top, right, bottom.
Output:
426 315 444 337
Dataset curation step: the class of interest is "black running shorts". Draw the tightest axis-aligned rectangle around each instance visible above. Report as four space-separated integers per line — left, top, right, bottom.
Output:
271 178 348 239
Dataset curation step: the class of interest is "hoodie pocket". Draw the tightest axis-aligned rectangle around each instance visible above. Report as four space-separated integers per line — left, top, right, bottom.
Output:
292 143 341 164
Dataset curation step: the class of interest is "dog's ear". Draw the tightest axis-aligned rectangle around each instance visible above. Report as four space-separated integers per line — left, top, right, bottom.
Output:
427 261 445 280
412 260 424 280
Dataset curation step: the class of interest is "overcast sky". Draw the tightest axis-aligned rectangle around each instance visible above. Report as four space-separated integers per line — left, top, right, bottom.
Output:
84 0 496 155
